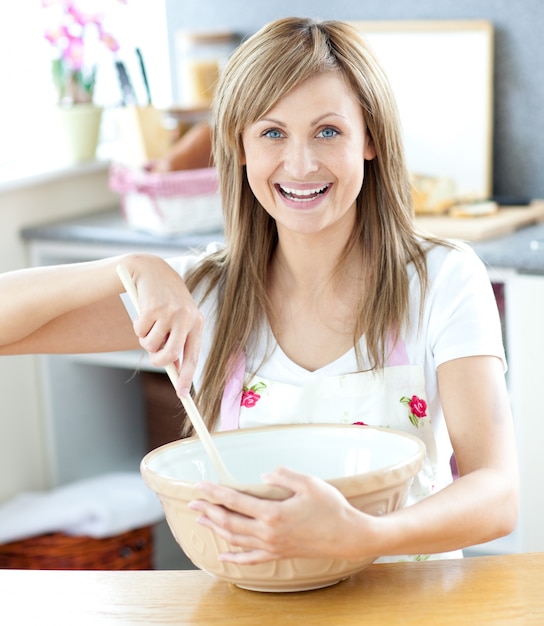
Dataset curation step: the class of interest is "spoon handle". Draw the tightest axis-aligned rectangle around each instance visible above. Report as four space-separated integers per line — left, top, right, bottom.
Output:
116 263 238 485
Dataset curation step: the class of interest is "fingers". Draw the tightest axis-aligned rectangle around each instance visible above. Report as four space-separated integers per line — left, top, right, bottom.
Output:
175 319 202 396
261 466 314 492
189 497 282 562
122 255 204 392
134 301 203 361
189 479 301 562
136 310 203 397
188 470 356 564
192 481 271 520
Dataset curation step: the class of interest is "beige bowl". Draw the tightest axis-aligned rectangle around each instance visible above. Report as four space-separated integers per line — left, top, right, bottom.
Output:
140 424 425 592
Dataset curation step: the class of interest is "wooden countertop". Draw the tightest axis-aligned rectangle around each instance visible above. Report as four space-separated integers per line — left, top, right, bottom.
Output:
416 200 544 242
2 552 543 624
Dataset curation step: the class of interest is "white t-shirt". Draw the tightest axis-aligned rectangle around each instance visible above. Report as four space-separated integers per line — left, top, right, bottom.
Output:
169 239 505 411
169 240 504 561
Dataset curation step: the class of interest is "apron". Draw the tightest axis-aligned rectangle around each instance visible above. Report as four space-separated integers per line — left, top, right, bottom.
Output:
218 338 460 562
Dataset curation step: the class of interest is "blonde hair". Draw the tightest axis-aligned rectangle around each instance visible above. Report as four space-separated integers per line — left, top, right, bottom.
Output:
184 17 438 434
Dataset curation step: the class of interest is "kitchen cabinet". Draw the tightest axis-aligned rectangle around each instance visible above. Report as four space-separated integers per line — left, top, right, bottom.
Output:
16 209 544 561
0 164 117 502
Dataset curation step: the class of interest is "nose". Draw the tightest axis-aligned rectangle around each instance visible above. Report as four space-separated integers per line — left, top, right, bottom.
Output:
282 138 319 178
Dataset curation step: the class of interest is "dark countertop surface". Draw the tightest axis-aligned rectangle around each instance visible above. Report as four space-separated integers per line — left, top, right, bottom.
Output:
470 220 544 274
21 207 544 273
21 208 224 253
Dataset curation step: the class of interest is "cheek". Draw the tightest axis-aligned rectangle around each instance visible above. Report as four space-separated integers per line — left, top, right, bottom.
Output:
244 148 274 188
243 159 269 204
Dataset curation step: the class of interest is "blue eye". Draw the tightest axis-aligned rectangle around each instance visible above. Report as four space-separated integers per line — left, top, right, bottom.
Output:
318 127 338 138
264 129 283 139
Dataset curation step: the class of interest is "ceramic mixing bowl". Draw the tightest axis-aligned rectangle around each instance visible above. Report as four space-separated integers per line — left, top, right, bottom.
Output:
140 424 425 592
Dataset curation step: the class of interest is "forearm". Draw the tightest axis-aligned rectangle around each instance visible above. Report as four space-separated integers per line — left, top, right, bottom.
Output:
0 253 160 355
347 467 519 560
0 252 203 394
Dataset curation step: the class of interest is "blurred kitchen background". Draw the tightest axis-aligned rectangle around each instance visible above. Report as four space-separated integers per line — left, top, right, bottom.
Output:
2 0 543 197
1 0 544 570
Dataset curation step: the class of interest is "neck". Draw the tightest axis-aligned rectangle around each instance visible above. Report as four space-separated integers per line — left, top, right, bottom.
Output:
270 227 364 299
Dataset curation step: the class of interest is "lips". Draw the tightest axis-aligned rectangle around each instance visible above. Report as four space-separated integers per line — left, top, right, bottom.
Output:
276 183 330 202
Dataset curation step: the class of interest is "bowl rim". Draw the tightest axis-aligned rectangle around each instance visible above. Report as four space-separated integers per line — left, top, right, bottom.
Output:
140 423 426 500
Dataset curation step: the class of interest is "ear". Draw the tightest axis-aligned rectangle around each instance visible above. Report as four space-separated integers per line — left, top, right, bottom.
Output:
364 134 376 160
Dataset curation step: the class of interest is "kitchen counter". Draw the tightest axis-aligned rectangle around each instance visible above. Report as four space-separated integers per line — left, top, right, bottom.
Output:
2 552 543 624
21 207 224 254
470 219 544 274
20 207 544 273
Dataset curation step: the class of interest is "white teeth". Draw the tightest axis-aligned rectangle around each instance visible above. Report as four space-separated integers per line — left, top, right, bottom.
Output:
279 184 329 200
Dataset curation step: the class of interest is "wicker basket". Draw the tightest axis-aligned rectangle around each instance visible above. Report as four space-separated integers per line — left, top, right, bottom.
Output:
109 163 223 236
0 525 153 570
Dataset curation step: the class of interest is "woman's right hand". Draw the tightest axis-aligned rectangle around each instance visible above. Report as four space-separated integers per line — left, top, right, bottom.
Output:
121 253 204 397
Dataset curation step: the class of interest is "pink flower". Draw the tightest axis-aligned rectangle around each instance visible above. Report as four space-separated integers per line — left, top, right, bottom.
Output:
400 395 428 428
42 0 126 103
240 381 266 409
408 395 427 418
241 390 261 408
64 38 85 69
352 421 368 426
100 31 120 53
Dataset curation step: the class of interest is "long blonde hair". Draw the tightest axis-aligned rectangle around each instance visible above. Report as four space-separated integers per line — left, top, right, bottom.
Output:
184 17 437 434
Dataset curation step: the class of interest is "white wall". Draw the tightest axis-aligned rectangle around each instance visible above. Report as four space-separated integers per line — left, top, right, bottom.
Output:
0 166 117 499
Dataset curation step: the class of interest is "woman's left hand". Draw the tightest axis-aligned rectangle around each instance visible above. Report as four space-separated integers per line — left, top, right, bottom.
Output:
188 466 368 564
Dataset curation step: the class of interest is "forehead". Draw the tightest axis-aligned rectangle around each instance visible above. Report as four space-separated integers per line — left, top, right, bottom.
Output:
256 71 362 121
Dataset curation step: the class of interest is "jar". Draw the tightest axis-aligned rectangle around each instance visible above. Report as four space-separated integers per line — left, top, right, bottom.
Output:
176 31 240 108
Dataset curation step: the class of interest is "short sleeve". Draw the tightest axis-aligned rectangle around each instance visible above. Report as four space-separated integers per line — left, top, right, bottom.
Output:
425 243 506 370
166 241 225 280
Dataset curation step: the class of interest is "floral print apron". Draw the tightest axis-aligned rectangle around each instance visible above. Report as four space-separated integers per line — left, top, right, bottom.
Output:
218 338 461 562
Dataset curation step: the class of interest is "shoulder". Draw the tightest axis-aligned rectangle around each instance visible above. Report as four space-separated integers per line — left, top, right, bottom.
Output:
423 239 486 277
414 240 505 367
415 239 490 298
166 241 225 279
414 239 494 309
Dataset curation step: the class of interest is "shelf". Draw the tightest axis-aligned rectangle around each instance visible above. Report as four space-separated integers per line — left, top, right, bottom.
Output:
68 350 160 373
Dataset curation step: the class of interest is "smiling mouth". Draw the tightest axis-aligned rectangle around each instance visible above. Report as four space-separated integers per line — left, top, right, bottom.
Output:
277 184 330 202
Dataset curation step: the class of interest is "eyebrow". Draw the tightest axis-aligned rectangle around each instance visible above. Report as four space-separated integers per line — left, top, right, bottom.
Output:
256 112 347 126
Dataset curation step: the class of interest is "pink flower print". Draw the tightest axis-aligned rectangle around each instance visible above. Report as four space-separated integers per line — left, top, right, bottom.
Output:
241 381 267 409
409 396 427 418
241 389 260 408
400 395 428 428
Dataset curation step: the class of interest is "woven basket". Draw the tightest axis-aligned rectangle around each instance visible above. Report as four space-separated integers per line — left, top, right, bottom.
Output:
109 164 223 236
0 525 153 570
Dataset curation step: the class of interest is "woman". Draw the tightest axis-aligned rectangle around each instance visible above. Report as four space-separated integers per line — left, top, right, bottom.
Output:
0 18 518 565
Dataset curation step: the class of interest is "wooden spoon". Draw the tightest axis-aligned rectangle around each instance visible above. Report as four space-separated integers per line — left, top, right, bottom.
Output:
116 263 239 486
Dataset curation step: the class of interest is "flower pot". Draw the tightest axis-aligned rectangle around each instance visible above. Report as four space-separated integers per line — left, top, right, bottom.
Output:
56 103 103 163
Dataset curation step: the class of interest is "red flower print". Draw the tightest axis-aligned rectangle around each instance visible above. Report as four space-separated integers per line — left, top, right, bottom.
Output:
240 381 267 409
241 389 261 408
408 396 427 418
400 395 428 428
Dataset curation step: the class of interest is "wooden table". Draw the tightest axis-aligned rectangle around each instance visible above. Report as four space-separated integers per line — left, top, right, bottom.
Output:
2 553 543 625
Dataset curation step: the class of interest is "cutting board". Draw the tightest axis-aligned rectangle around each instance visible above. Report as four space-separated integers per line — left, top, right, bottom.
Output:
415 201 544 241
